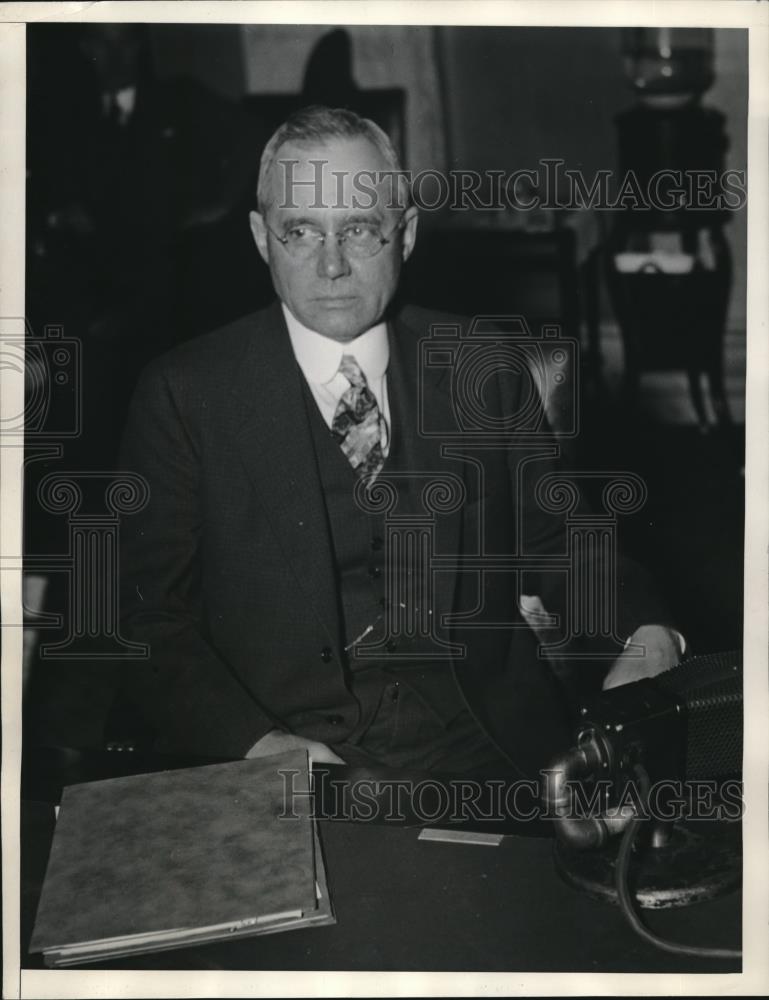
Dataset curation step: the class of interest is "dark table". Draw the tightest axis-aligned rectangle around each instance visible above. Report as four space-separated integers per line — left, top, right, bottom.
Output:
20 747 741 974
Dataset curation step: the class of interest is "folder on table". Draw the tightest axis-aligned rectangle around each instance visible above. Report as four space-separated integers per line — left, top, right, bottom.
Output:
30 750 334 966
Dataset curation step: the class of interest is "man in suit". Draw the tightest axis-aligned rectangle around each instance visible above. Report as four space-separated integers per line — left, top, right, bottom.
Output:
118 106 682 776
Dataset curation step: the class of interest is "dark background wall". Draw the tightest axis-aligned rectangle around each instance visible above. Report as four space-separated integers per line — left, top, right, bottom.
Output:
442 28 627 184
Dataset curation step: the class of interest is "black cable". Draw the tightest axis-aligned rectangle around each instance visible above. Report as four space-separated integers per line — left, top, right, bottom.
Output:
615 812 742 960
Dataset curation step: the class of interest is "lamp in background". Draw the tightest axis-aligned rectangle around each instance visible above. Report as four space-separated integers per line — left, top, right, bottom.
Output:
606 27 733 431
621 27 715 108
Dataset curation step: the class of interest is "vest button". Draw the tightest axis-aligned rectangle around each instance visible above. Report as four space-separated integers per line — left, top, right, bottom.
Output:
325 714 344 725
371 536 384 551
368 565 382 580
320 646 333 663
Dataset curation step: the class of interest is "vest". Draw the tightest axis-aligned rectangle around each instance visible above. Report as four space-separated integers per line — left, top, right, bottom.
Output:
301 366 467 728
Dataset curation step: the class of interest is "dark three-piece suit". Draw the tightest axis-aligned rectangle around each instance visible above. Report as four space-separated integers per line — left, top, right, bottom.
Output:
118 301 665 778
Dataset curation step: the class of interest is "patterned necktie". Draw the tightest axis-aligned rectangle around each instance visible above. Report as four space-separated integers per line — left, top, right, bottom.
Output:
331 354 386 482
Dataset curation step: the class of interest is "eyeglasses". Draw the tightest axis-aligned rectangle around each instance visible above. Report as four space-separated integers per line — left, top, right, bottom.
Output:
264 214 406 260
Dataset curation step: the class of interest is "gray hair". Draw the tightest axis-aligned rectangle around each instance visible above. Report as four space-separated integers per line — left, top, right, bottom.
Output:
256 105 409 215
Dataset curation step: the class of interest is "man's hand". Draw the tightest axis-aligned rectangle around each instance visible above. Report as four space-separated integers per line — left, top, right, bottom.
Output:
245 730 345 766
602 624 683 691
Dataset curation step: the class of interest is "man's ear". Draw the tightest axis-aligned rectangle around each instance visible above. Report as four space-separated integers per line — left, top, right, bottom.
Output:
400 205 419 263
249 210 270 266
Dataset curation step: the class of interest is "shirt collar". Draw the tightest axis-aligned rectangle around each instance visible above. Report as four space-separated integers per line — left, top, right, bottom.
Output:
282 303 389 386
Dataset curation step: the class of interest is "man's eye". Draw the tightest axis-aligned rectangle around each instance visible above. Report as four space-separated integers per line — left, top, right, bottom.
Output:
286 227 319 242
344 224 377 240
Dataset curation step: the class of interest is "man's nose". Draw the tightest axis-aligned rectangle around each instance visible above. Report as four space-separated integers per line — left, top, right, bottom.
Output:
316 235 351 279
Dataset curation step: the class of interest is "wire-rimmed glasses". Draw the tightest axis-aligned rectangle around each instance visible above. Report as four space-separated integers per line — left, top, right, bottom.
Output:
264 213 406 260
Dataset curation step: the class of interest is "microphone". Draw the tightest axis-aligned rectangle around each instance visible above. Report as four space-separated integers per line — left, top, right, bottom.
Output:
543 650 742 959
543 650 742 931
542 650 742 851
579 648 741 787
646 649 742 780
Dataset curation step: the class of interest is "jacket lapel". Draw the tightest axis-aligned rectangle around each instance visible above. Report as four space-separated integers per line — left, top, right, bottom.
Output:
232 303 340 646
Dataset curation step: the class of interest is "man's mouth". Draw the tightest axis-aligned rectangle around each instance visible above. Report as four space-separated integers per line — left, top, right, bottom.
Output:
312 296 358 306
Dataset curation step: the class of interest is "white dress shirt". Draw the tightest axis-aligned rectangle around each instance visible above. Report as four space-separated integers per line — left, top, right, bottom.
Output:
282 303 391 456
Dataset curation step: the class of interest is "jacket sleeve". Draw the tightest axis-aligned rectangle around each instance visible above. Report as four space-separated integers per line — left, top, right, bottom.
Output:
501 362 673 666
116 360 279 757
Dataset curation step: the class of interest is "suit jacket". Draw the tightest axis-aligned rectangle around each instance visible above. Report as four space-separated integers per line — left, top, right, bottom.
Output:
118 301 666 777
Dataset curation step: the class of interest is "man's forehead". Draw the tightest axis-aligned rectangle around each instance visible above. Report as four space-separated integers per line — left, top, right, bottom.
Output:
276 135 387 171
268 135 396 213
